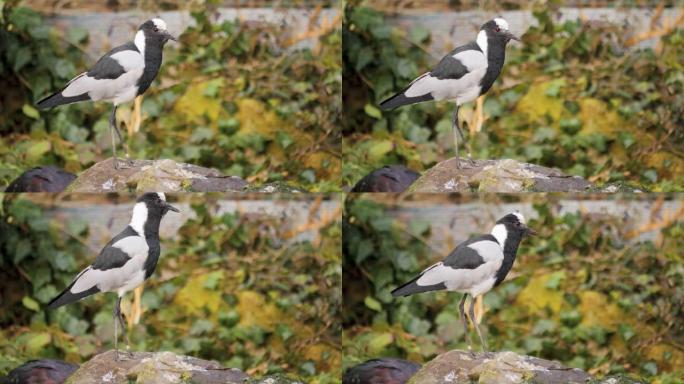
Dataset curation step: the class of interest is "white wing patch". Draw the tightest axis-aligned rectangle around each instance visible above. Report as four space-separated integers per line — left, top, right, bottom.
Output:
467 240 504 263
60 71 142 105
452 50 487 72
112 236 148 258
71 236 149 294
110 50 144 72
69 267 97 294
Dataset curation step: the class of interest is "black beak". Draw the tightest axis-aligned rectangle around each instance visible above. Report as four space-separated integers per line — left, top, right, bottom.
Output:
165 203 179 213
505 31 520 42
164 31 177 42
525 227 537 237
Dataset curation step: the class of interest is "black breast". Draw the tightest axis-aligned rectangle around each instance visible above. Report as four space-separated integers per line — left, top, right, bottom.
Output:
136 39 164 96
479 38 507 95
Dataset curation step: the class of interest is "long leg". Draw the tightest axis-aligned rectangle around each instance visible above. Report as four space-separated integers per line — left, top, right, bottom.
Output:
459 294 473 351
109 106 133 169
112 296 120 360
469 295 488 352
109 107 119 170
451 105 462 169
116 296 132 356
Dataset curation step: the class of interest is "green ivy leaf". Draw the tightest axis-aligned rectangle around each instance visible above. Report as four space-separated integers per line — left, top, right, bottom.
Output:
364 296 382 312
22 296 40 312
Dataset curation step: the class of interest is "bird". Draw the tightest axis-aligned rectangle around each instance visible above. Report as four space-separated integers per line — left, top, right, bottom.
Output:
342 358 421 384
380 18 519 168
350 165 420 193
36 19 177 170
5 166 76 192
47 192 179 360
0 359 78 384
391 212 535 352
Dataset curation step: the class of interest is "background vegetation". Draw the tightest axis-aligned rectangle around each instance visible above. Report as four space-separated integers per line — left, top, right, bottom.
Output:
342 1 684 191
343 194 684 383
0 194 342 383
0 1 341 191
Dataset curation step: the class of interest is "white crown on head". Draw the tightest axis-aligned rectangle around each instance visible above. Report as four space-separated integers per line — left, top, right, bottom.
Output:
512 211 525 224
152 18 167 31
494 18 510 31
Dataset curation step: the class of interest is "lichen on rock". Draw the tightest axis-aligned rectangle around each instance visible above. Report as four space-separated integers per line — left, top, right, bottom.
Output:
65 158 248 193
64 350 248 384
408 158 592 193
406 350 592 384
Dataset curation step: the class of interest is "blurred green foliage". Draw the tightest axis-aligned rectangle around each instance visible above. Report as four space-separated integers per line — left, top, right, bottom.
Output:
342 4 684 191
342 196 684 383
0 195 341 383
0 3 341 191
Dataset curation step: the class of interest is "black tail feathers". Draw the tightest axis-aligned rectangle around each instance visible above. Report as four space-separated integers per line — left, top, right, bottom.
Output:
46 285 100 310
36 92 89 110
391 277 446 297
379 91 434 111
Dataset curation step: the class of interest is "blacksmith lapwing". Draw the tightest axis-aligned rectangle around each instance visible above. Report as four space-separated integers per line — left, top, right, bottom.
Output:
380 18 519 168
47 192 178 360
37 19 176 170
392 212 535 352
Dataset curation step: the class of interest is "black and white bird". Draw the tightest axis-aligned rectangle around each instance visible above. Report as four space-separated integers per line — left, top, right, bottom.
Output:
37 19 176 169
391 212 535 351
380 18 519 168
47 192 178 360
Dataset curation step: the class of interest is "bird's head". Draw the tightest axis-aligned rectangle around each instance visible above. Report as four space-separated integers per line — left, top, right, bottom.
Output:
496 211 536 238
139 18 177 45
481 18 519 44
138 192 179 217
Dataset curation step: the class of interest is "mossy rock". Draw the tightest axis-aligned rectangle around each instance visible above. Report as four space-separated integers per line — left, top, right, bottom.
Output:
245 374 305 384
587 374 647 384
407 350 592 384
408 158 592 193
64 350 248 384
65 158 248 193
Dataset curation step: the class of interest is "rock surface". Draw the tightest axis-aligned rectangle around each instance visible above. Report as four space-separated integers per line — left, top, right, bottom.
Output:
408 158 592 193
407 350 592 384
64 350 249 384
65 158 248 193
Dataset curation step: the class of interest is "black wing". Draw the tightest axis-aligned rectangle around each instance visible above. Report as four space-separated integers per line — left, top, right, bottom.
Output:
430 41 481 80
90 226 138 270
86 41 139 80
442 234 494 269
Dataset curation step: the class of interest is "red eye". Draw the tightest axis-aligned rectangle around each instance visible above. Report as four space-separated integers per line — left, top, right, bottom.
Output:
495 26 501 32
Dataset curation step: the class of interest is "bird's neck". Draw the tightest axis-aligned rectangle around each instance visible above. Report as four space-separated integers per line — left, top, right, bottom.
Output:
142 215 162 240
491 224 523 286
478 34 507 95
129 203 161 240
136 36 165 95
